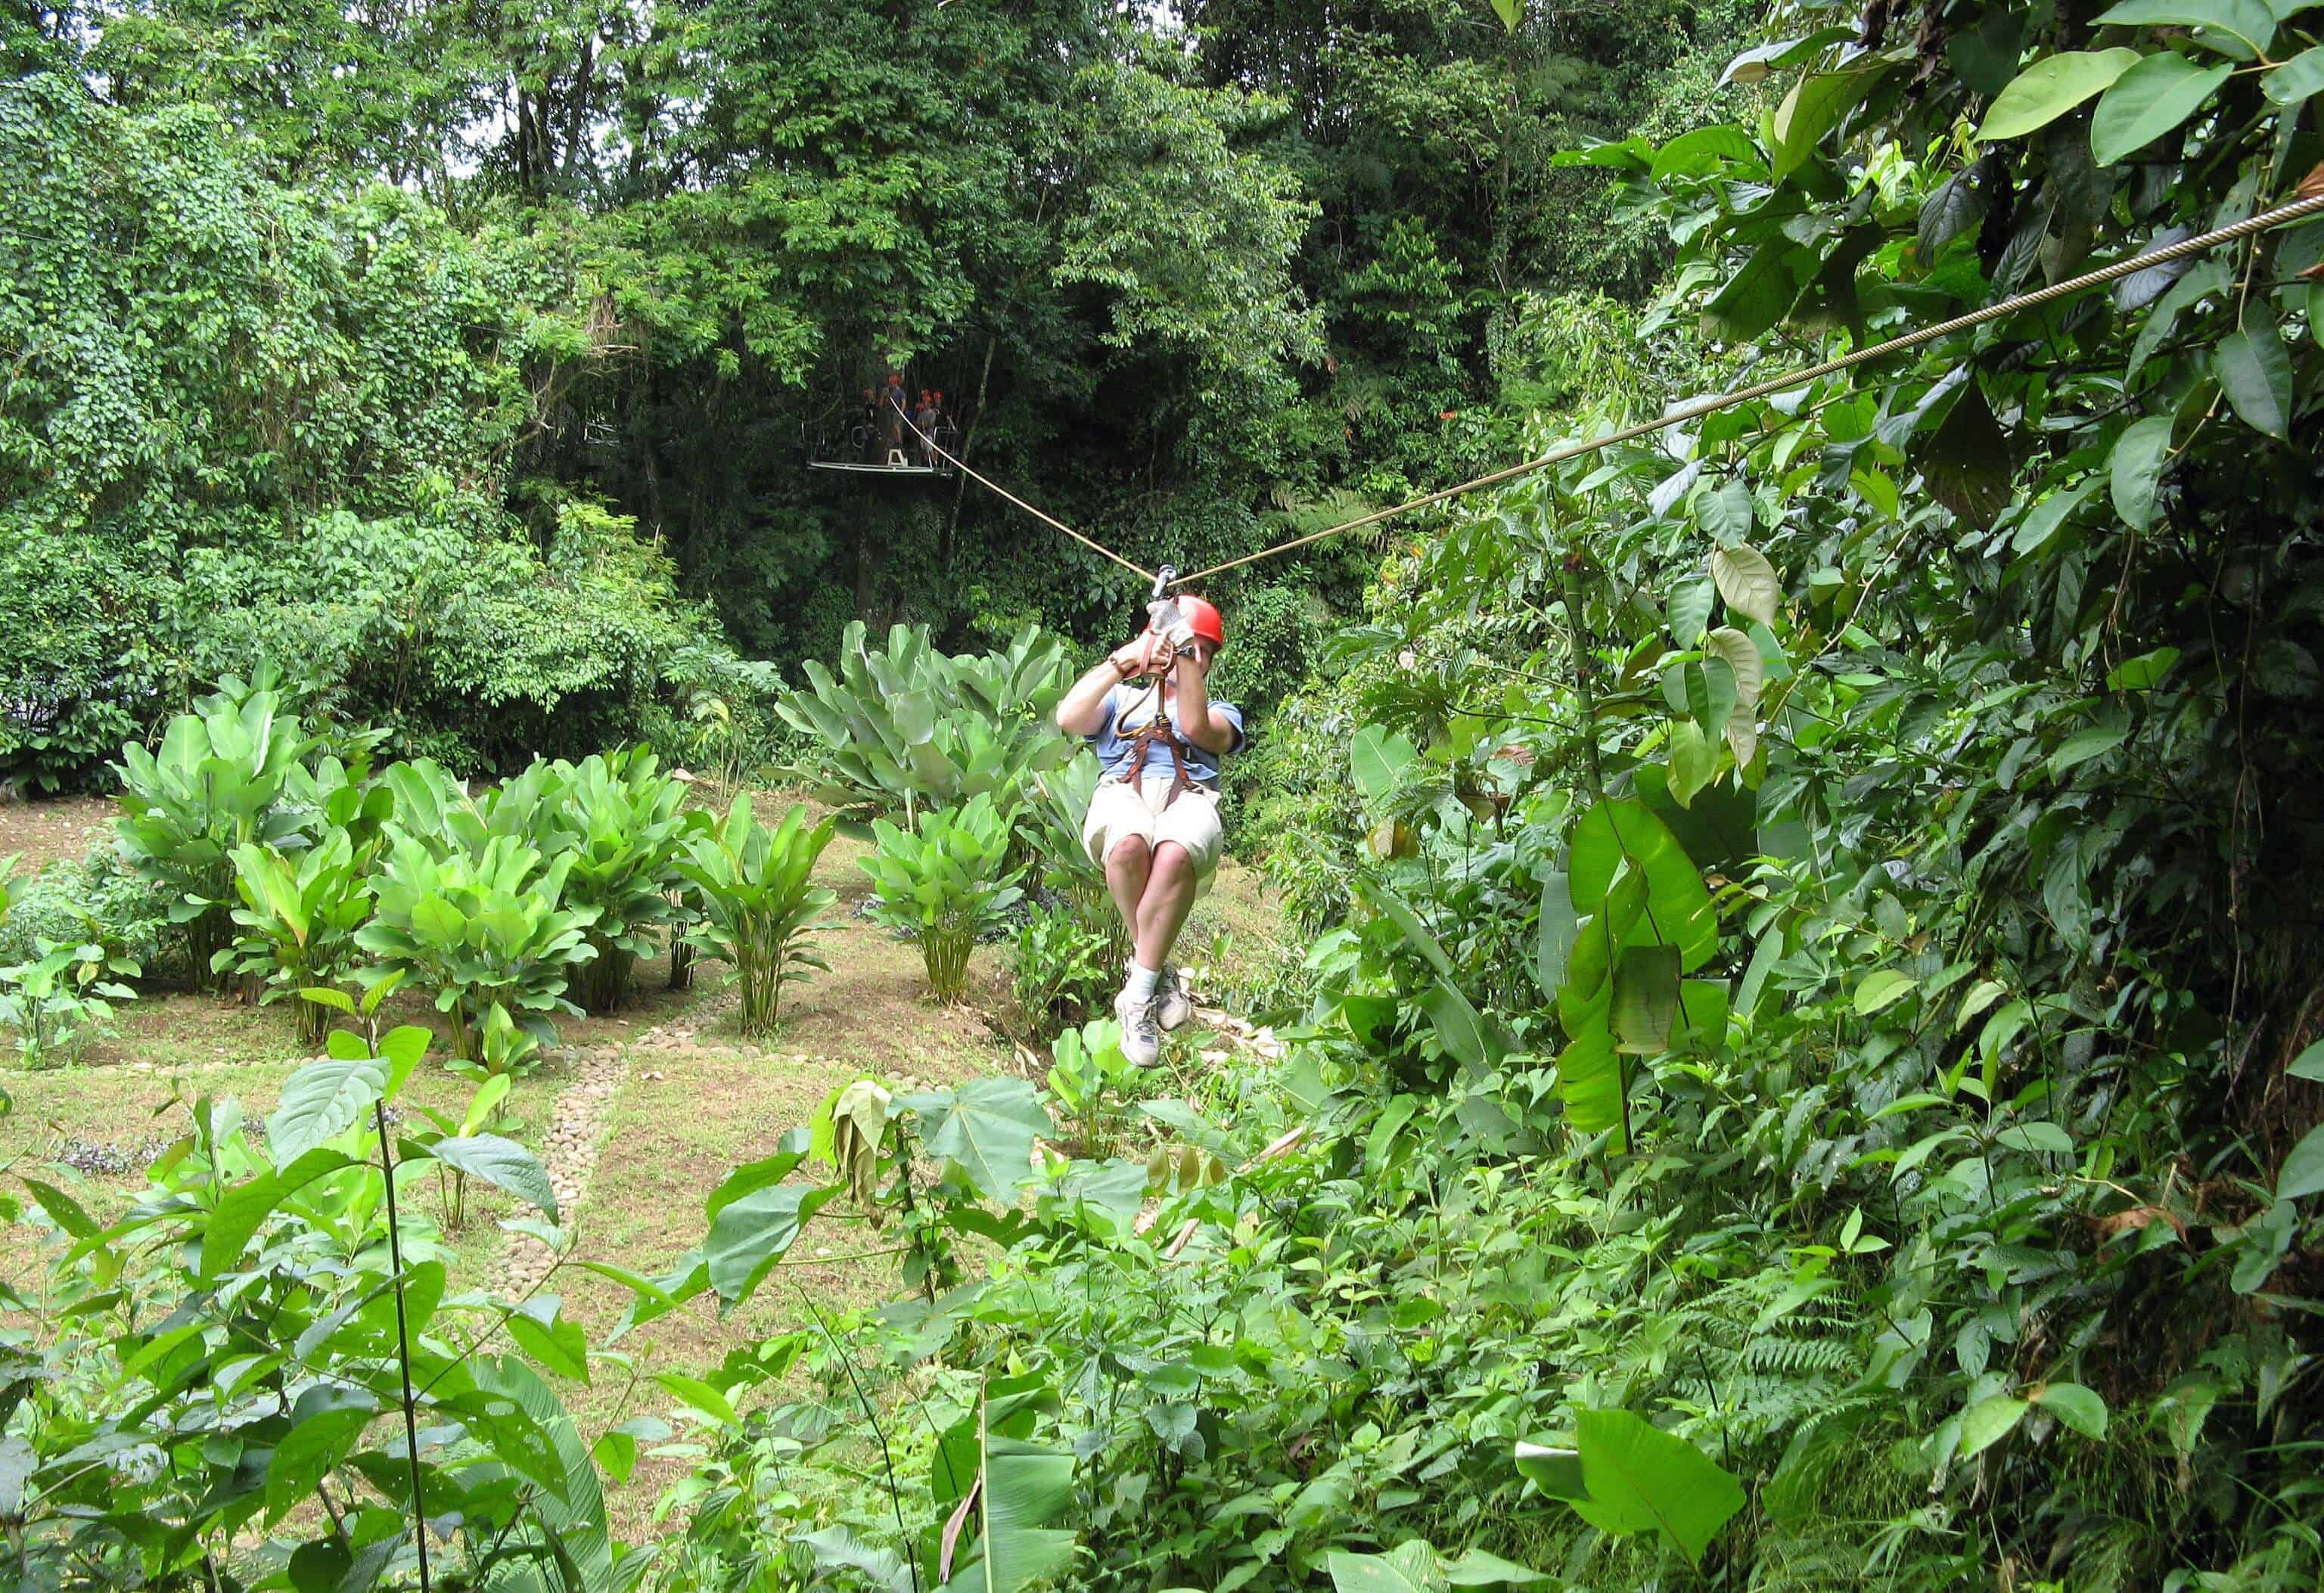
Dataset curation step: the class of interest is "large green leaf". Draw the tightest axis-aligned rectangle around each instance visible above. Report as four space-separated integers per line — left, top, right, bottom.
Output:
2214 309 2293 438
431 1134 558 1222
1422 977 1492 1069
200 1149 354 1279
263 1402 375 1524
2095 0 2276 59
1566 800 1717 969
2092 52 2231 164
1534 872 1579 1003
2264 45 2324 104
1612 944 1682 1054
705 1182 837 1306
2279 1123 2324 1200
1350 725 1420 804
1555 1030 1626 1147
1710 544 1781 626
1770 70 1881 179
1978 50 2142 141
921 1076 1054 1201
1563 1408 1747 1565
2109 415 2175 530
267 1040 387 1169
1328 1544 1443 1593
940 1390 1078 1593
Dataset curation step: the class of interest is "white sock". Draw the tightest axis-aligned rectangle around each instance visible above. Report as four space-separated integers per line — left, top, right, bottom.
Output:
1123 962 1160 1003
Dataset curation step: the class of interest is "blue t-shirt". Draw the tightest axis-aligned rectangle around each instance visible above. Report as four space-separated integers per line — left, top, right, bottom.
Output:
1089 683 1244 787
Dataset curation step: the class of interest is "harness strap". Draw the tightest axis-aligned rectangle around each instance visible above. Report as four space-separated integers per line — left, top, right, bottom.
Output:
1110 679 1201 806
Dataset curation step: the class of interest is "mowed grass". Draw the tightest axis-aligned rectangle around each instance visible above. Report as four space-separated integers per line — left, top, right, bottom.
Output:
0 792 1284 1541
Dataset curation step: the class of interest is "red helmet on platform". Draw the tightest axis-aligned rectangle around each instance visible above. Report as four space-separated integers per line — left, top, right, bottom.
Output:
1179 595 1226 650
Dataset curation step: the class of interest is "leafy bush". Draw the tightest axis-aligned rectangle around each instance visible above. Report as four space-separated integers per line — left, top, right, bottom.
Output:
676 795 838 1036
0 848 169 977
1010 902 1114 1038
215 834 374 1046
0 937 138 1067
860 793 1024 1002
0 984 666 1585
542 747 693 1013
354 831 598 1073
111 678 323 989
1045 1016 1140 1156
775 621 1075 825
1019 750 1129 965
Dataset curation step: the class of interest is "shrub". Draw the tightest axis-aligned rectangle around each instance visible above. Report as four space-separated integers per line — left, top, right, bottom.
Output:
676 795 838 1036
1 937 138 1067
354 831 598 1073
543 747 692 1013
860 793 1024 1002
0 848 169 976
1045 1016 1139 1156
1010 902 1114 1037
775 621 1074 825
215 834 374 1046
111 678 323 989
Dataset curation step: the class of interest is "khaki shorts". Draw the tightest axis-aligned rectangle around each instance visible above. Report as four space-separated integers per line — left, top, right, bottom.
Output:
1082 776 1226 893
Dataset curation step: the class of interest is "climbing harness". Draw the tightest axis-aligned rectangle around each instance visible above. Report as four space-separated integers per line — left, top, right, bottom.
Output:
1107 563 1205 807
893 184 2324 593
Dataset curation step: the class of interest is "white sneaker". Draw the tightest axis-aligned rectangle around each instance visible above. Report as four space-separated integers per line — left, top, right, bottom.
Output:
1113 988 1162 1067
1154 965 1193 1032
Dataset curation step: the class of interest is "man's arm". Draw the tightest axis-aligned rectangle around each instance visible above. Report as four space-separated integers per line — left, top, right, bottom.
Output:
1055 636 1154 736
1172 651 1238 755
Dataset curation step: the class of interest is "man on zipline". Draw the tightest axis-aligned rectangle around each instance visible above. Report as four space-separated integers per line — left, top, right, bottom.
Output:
1054 595 1242 1065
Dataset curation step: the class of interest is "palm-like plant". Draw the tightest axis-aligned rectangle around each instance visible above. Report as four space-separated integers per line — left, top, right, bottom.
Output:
354 831 598 1073
676 795 837 1036
860 793 1024 1003
543 748 693 1013
112 684 322 989
215 834 374 1046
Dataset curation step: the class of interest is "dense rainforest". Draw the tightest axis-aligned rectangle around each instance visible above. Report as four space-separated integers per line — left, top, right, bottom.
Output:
5 0 2324 1589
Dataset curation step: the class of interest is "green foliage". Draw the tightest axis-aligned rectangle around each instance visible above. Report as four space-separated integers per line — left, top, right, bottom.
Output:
777 622 1075 828
542 747 694 1013
862 794 1026 1003
1045 1017 1139 1157
1011 903 1116 1040
0 78 750 790
216 834 374 1046
0 988 688 1585
354 831 598 1073
110 677 323 990
676 795 839 1037
0 937 138 1067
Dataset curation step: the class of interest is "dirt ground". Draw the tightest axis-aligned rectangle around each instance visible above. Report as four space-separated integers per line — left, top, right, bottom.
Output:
0 789 1285 1542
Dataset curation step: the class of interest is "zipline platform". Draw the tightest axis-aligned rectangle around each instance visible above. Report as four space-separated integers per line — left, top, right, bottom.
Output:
809 456 951 477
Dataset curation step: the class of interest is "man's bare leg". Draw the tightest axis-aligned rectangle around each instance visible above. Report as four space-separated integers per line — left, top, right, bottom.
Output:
1105 836 1151 935
1134 842 1199 972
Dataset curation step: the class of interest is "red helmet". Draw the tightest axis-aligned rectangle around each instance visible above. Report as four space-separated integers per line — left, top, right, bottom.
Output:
1179 595 1226 649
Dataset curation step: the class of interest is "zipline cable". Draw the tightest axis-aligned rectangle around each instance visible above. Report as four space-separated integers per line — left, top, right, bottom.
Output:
893 184 2324 595
894 405 1160 585
1168 185 2324 588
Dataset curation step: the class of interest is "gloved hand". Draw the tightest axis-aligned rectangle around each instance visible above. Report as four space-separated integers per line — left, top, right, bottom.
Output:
1146 596 1182 636
1163 613 1199 651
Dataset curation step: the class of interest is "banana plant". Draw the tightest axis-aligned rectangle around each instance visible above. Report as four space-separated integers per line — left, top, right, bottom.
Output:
111 683 323 989
676 794 837 1036
354 830 599 1073
860 792 1024 1002
775 621 1075 827
542 747 694 1013
216 833 374 1045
